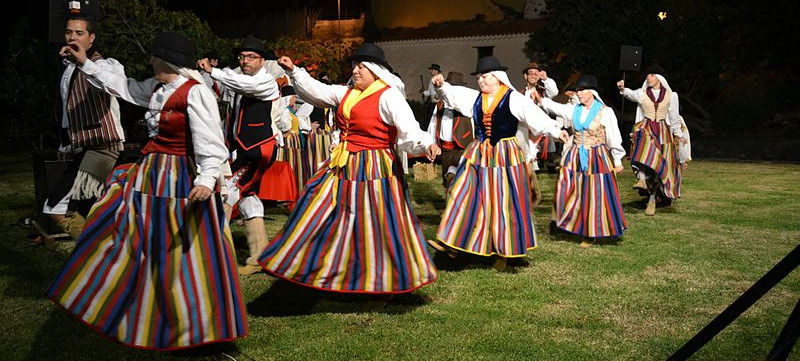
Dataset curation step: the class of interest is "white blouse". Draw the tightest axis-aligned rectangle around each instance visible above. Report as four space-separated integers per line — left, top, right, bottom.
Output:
287 66 434 155
80 59 228 190
541 98 626 167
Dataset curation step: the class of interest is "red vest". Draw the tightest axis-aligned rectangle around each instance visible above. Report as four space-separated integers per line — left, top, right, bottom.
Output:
141 79 199 156
336 86 397 152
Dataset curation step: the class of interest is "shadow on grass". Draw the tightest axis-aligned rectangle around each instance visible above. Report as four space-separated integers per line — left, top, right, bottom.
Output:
247 279 431 317
548 222 625 248
409 180 447 211
431 249 531 274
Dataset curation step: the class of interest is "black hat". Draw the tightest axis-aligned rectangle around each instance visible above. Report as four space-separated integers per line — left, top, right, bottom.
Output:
446 71 466 86
234 35 277 60
471 56 508 75
150 31 195 68
643 64 665 76
428 63 441 71
346 43 393 72
569 74 599 91
281 85 296 96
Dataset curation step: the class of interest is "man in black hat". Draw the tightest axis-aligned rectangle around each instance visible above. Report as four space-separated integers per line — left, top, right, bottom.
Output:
45 13 127 239
426 71 473 188
522 61 562 173
421 63 442 103
197 35 290 275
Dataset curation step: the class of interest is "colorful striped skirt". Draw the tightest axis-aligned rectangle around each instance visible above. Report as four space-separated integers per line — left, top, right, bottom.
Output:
553 144 628 238
436 137 537 257
305 130 331 174
630 119 682 199
257 148 438 294
277 132 312 192
47 153 247 350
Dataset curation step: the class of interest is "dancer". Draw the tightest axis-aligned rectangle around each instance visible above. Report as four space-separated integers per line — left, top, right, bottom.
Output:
257 43 441 294
48 32 247 349
617 65 685 216
431 56 566 270
44 14 126 239
538 74 628 246
197 35 291 274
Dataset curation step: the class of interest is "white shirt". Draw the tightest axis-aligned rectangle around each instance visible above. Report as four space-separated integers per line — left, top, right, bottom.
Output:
522 77 559 99
287 66 434 155
60 57 125 143
80 60 227 190
211 66 291 141
426 104 456 142
422 78 439 102
621 87 683 138
435 81 562 140
542 98 626 167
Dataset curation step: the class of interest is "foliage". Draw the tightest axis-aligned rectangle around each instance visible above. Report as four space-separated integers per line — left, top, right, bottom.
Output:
0 18 61 150
524 0 799 133
96 0 236 80
271 36 361 84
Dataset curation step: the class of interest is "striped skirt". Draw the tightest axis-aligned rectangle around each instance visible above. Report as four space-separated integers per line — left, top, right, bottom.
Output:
257 148 438 294
437 137 537 257
553 145 628 238
305 130 331 174
47 153 247 350
630 119 682 199
277 132 311 193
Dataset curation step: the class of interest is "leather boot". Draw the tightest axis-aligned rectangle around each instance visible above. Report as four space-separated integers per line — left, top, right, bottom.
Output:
645 199 656 216
57 213 86 240
529 170 542 208
239 217 266 275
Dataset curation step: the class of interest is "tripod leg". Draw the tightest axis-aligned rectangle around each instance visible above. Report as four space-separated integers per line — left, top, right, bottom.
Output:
768 298 800 361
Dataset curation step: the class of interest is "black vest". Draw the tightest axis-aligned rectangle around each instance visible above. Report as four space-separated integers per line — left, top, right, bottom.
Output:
231 95 273 151
472 88 516 145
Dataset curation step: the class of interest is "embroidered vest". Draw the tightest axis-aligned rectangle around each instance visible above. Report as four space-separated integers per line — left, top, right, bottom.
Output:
573 108 608 148
335 86 396 152
140 79 199 156
65 51 124 151
472 88 516 145
642 88 671 121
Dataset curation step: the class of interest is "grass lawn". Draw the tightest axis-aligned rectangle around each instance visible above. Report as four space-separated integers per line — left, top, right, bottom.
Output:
0 153 798 361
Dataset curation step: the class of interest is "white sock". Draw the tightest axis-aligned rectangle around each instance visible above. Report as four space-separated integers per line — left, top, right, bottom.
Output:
649 194 656 202
638 171 646 180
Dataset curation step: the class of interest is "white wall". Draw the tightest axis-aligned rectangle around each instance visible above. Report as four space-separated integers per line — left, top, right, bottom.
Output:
377 33 532 99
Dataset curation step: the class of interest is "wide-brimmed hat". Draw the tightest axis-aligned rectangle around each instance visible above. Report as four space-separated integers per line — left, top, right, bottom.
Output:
643 64 666 76
150 31 195 68
234 35 277 60
446 71 466 86
569 74 599 91
346 43 393 72
471 56 507 75
428 63 441 71
522 61 541 74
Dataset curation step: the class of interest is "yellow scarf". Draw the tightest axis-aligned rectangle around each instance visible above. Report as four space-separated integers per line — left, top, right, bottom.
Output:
329 80 389 169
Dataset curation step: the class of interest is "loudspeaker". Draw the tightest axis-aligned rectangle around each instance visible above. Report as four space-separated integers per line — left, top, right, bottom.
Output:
619 45 643 72
48 0 99 43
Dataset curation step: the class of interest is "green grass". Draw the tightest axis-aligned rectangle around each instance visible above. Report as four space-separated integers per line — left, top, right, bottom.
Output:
1 154 798 360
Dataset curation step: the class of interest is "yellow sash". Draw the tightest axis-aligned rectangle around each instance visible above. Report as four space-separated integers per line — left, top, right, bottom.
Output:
329 80 389 169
